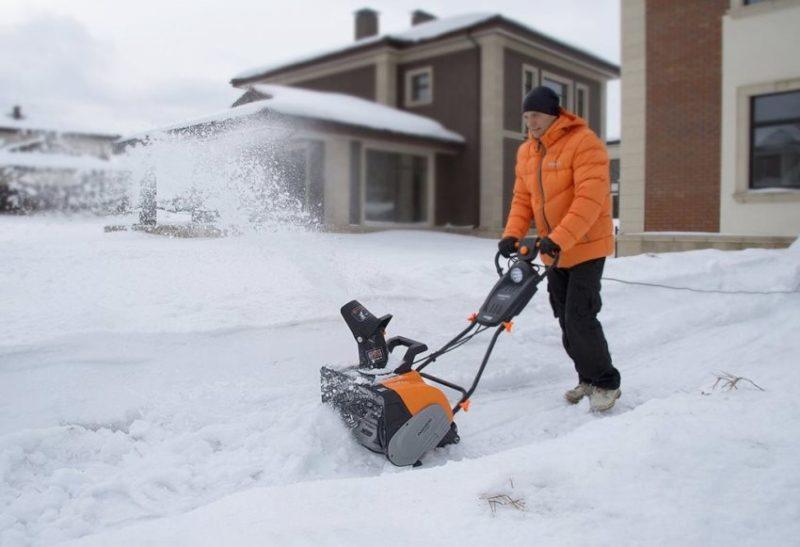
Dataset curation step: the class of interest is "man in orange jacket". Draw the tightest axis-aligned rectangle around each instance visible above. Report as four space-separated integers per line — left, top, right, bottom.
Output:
498 86 621 412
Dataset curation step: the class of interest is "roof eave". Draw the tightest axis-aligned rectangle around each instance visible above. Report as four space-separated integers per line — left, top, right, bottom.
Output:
230 14 620 85
230 36 406 87
0 124 120 140
480 15 620 77
116 108 464 152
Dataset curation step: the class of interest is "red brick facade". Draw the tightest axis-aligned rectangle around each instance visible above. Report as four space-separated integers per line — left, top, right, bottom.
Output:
645 0 727 232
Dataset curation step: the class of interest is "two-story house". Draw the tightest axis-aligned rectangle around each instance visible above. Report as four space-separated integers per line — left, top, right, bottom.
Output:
227 9 619 232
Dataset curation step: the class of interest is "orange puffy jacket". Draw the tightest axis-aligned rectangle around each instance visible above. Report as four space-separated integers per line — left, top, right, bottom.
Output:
503 108 614 269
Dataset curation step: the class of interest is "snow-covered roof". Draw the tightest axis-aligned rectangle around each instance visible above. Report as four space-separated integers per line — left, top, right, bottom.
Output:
232 12 619 83
120 84 464 145
233 13 494 82
0 116 120 139
0 150 119 172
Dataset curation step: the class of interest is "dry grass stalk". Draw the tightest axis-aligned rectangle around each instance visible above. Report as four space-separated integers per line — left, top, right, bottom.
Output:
712 371 765 392
481 494 526 514
480 478 526 514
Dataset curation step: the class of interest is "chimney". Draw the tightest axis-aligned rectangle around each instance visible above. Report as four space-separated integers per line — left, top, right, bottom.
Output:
11 105 23 120
354 8 379 40
411 10 436 26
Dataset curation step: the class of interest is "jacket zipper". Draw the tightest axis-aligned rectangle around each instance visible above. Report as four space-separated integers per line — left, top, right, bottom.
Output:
536 140 552 234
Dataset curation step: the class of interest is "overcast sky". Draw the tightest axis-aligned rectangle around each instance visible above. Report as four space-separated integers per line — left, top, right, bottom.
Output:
0 0 620 137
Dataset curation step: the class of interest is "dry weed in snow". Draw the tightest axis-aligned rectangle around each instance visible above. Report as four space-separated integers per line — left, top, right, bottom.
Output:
480 478 526 515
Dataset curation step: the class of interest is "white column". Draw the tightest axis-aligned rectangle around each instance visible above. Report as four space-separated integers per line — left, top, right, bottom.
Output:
477 34 505 231
322 136 351 227
374 51 398 106
620 0 647 245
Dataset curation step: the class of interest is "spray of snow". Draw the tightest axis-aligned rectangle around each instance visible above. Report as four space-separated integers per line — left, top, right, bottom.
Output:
119 116 316 232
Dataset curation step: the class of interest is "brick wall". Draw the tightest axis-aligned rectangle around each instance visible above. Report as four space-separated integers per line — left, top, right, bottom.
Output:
645 0 727 231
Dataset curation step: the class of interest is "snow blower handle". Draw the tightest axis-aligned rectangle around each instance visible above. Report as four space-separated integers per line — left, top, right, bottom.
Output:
494 236 546 277
387 336 428 374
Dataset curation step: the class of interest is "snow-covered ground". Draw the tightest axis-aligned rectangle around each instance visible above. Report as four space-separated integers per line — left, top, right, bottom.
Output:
1 215 799 546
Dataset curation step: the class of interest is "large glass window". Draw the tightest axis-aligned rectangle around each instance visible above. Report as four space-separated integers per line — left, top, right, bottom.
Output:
365 150 428 223
750 90 800 189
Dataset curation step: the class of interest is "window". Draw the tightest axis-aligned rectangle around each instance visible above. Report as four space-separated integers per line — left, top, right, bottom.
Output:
576 83 590 120
364 150 428 223
521 64 539 132
405 67 433 107
522 64 538 97
609 158 620 218
542 72 572 111
750 90 800 189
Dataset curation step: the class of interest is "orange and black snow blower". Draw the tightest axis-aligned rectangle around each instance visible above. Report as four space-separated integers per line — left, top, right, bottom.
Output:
321 237 557 467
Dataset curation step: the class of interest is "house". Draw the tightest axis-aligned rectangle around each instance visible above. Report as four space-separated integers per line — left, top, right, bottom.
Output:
223 10 619 231
618 0 800 255
116 85 465 227
0 106 123 211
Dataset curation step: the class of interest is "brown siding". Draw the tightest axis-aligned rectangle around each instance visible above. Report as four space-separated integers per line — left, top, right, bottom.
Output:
398 48 480 226
645 0 726 232
294 65 376 101
436 153 457 225
504 49 602 134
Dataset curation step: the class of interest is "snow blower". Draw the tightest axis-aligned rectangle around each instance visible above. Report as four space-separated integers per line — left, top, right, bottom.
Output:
320 236 557 467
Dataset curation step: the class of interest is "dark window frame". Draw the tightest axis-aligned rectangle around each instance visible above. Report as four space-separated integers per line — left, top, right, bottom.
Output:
405 66 433 107
749 89 800 190
521 64 539 132
541 72 572 111
576 83 590 120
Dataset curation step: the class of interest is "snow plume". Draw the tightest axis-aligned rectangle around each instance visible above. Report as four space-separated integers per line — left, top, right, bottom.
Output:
120 115 318 232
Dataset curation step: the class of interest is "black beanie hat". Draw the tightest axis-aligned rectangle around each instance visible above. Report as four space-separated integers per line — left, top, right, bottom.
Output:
522 86 560 115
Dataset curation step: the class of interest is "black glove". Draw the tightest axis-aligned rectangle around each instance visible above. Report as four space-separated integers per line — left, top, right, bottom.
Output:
497 237 518 258
538 236 561 258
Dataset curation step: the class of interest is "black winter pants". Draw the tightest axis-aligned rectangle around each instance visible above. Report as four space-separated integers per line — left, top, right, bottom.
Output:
546 257 620 390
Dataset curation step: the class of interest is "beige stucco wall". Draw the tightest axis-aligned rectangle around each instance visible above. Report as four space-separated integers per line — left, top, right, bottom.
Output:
319 135 351 227
617 0 647 256
720 0 800 238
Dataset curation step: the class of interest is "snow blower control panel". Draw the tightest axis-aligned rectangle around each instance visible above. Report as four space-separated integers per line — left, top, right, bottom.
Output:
477 237 547 327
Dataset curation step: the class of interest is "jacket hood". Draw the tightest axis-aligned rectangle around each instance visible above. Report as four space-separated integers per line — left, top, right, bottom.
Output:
529 108 586 147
